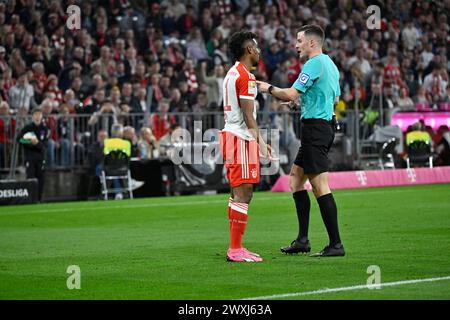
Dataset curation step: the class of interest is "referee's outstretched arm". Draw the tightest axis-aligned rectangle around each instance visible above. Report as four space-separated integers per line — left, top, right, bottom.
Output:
256 81 300 102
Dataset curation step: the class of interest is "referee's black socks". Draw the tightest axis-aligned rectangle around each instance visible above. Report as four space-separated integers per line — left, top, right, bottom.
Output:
293 190 310 242
317 193 342 247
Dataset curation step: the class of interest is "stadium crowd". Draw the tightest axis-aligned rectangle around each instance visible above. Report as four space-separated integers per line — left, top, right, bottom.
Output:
0 0 450 170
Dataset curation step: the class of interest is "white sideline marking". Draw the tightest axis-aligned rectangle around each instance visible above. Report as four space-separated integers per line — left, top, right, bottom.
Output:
2 186 447 216
241 276 450 300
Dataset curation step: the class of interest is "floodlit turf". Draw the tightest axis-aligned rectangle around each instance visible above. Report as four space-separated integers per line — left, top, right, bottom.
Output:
0 184 449 300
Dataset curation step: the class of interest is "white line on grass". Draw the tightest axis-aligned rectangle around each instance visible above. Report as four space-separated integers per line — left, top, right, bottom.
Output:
2 186 447 216
241 275 450 300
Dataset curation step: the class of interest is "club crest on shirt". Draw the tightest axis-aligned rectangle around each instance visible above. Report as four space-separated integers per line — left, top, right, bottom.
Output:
248 81 257 94
299 73 310 85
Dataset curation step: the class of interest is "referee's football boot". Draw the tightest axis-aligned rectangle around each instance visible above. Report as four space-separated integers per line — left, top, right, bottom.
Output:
280 238 311 254
310 243 345 257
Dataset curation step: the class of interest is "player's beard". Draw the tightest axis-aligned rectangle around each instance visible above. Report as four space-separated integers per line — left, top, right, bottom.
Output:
250 56 259 71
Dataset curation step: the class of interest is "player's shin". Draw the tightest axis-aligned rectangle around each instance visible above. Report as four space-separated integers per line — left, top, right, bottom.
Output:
228 202 248 249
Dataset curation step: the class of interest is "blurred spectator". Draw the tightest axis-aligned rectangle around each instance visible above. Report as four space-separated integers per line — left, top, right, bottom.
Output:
8 73 37 112
416 86 431 104
44 74 63 103
92 46 116 79
423 65 448 100
383 49 404 96
57 104 72 167
347 47 372 80
123 125 139 157
41 99 58 168
178 59 198 93
109 86 122 110
131 87 149 113
31 62 47 103
177 4 197 36
405 70 420 99
0 101 15 168
118 102 134 127
162 0 186 21
396 87 415 111
87 129 108 176
198 61 224 108
159 123 182 158
406 121 432 149
206 29 223 57
88 100 118 132
121 82 134 105
151 99 175 141
192 92 209 116
349 79 367 110
16 108 48 201
212 40 229 66
160 76 172 99
402 20 420 51
186 28 209 62
8 49 27 78
0 46 8 74
271 60 290 88
436 127 450 166
148 73 163 112
138 127 159 159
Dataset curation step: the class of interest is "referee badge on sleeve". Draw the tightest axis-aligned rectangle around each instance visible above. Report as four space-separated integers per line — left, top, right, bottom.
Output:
298 73 310 85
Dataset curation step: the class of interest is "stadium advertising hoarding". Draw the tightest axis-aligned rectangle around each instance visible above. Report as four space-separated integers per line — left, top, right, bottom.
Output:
0 179 39 205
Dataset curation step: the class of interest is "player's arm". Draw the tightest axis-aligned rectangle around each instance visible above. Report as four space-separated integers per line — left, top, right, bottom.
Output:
240 98 271 156
257 81 300 102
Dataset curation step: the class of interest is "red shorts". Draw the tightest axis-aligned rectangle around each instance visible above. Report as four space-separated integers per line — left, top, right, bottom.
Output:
220 131 260 187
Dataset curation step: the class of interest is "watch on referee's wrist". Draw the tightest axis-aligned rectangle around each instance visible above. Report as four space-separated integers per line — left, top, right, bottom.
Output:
268 85 274 95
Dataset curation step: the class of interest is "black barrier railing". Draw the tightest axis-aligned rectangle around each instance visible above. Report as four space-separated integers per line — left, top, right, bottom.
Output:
0 111 302 176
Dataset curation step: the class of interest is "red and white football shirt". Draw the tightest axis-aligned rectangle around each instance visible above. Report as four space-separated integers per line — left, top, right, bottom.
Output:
220 62 260 187
222 62 258 141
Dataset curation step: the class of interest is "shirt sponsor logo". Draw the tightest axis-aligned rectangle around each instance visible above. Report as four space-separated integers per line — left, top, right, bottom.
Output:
248 81 256 94
0 188 30 199
298 73 310 85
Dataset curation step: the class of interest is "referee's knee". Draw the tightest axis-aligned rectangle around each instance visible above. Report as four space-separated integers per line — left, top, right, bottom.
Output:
289 177 305 193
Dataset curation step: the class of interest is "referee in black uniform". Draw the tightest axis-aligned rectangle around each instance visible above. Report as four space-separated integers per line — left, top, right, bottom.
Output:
258 25 345 257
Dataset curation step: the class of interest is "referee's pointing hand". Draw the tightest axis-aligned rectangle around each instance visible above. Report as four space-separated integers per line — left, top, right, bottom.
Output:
256 81 270 93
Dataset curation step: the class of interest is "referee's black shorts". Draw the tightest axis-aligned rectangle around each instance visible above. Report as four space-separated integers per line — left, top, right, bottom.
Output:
294 118 335 175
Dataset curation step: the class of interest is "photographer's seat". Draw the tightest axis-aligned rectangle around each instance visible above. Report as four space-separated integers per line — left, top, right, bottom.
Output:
100 138 133 200
406 140 433 169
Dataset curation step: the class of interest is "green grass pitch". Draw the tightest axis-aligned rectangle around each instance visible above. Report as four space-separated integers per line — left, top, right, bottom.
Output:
1 184 449 300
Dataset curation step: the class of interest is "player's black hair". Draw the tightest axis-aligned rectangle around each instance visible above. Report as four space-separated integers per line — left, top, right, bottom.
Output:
298 24 325 44
228 31 257 61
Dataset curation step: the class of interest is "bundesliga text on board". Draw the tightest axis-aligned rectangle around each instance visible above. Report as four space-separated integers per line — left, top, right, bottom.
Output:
0 188 29 199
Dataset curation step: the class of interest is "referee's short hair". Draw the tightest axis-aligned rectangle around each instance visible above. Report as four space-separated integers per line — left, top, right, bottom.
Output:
298 25 325 45
228 31 257 61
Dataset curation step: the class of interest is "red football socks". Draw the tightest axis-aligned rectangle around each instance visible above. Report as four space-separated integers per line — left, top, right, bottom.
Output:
228 199 248 250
